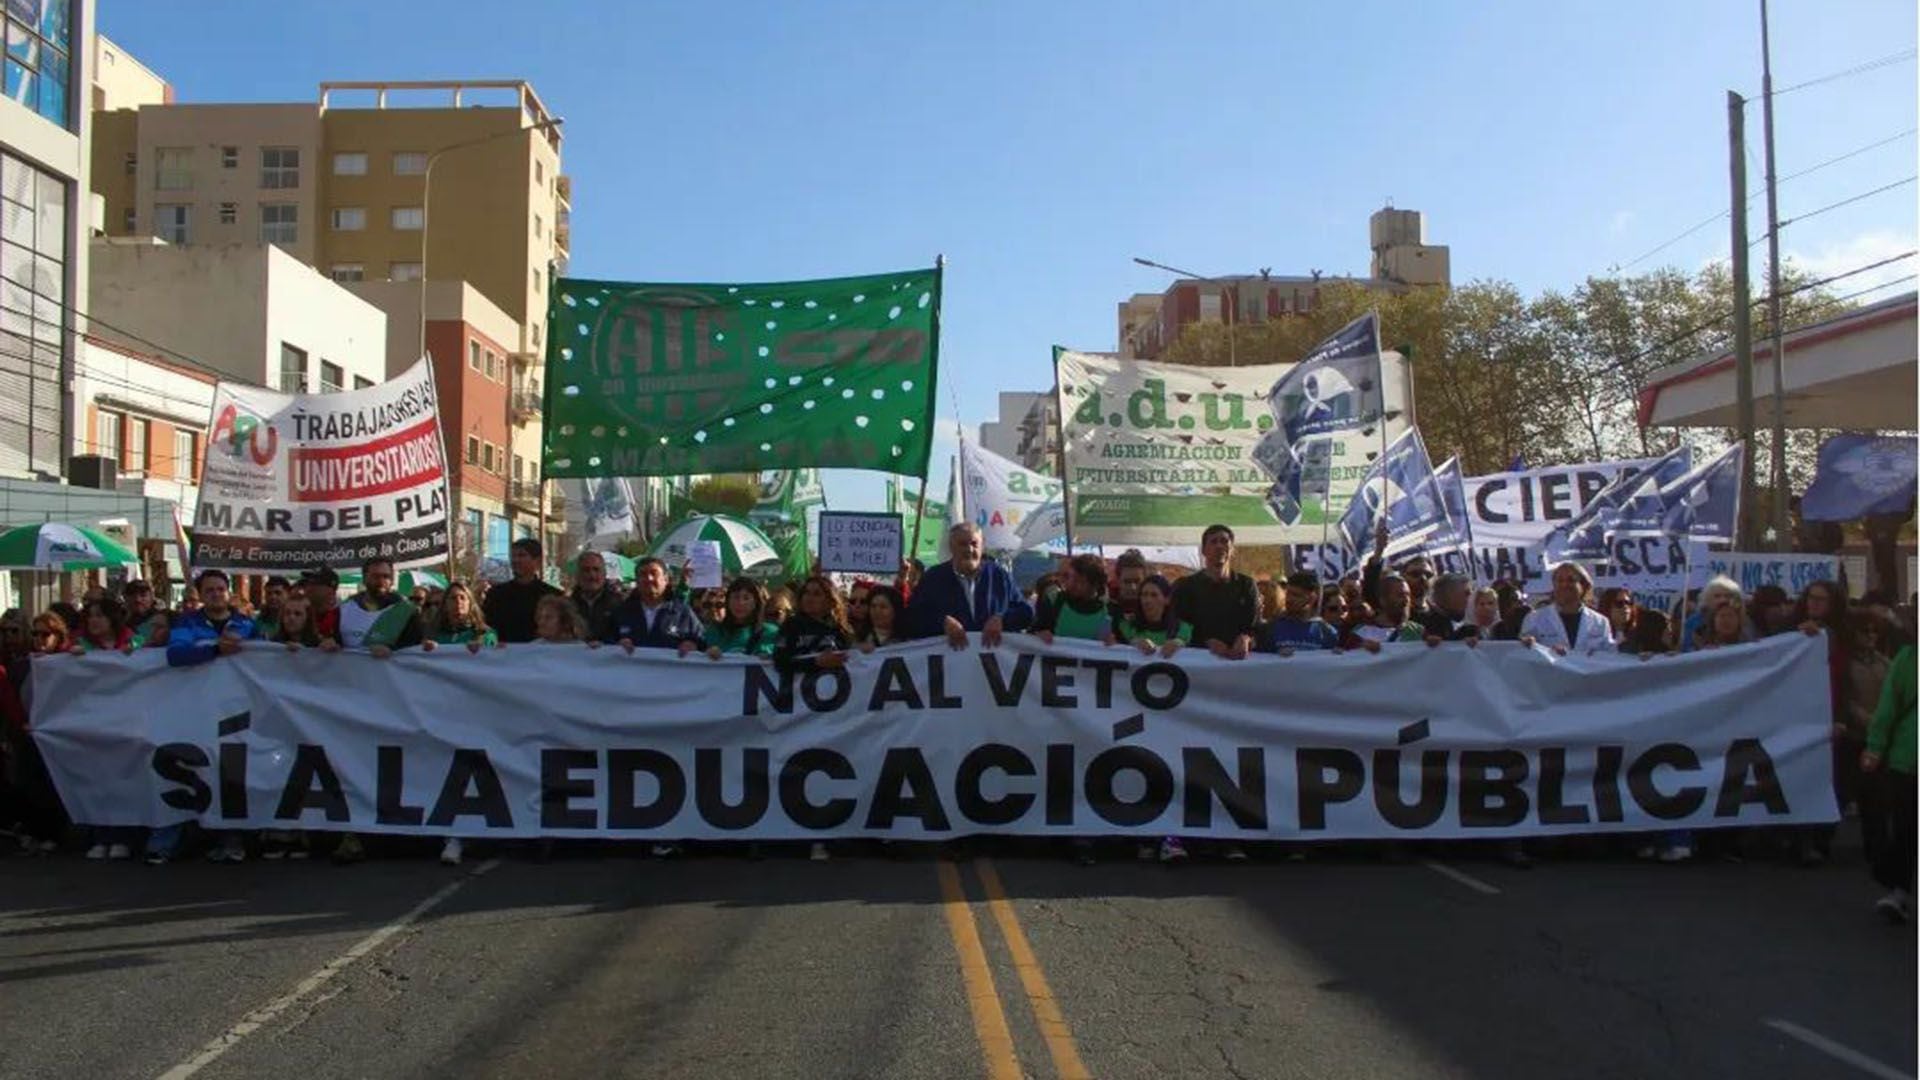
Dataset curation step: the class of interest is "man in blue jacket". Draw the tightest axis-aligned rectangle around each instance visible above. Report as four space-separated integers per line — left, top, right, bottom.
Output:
906 523 1033 648
606 556 705 652
166 569 257 667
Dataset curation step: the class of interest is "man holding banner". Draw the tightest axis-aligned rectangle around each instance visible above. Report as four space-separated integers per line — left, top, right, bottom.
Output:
905 523 1031 648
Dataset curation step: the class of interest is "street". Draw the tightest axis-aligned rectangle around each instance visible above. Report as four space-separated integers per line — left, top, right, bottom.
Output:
1 835 1912 1080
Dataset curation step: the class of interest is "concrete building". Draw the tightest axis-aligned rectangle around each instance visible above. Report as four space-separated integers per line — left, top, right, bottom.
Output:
73 332 215 519
978 390 1044 461
89 239 387 392
346 279 562 567
89 34 169 112
0 0 94 480
1015 393 1062 476
1123 206 1450 360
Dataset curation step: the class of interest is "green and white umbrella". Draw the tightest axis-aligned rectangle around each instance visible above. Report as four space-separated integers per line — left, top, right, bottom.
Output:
0 522 140 570
647 514 781 576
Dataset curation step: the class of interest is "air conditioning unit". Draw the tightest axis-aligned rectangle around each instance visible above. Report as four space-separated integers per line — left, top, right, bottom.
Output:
70 455 118 490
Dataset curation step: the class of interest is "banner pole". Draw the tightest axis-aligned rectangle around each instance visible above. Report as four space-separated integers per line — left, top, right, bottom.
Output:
909 471 931 566
1051 347 1076 556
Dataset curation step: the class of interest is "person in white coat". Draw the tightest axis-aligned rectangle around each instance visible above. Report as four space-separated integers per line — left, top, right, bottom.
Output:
1520 563 1615 656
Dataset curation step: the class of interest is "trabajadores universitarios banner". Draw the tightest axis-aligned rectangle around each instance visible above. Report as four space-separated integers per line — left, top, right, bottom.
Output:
542 268 942 478
1053 348 1413 545
192 357 450 573
32 634 1835 842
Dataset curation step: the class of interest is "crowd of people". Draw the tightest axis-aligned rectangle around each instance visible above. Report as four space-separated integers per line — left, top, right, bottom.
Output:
1 523 1914 922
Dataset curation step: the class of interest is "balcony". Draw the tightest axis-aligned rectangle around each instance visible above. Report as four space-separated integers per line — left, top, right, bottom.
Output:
554 220 570 256
556 174 571 207
154 169 193 191
510 350 538 369
508 479 544 512
511 389 542 422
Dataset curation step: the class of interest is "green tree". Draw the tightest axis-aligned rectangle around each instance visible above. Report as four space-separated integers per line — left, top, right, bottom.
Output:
687 474 760 516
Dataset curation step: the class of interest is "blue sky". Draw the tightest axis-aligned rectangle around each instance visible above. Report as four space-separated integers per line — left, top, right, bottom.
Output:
101 1 1918 509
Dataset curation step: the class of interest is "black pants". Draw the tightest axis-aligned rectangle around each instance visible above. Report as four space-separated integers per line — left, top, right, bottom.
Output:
1869 770 1916 894
3 729 68 841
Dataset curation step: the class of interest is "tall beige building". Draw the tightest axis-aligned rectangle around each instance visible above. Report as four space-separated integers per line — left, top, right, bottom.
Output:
90 74 572 567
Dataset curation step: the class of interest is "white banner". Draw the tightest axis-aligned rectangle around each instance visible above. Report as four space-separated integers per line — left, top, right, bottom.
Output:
193 357 449 572
1054 349 1412 545
1689 553 1839 594
960 441 1065 552
31 634 1836 841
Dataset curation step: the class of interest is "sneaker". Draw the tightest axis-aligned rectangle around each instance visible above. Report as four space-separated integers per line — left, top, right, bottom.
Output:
650 843 680 859
809 842 830 862
1072 839 1097 866
107 844 131 860
217 836 247 864
286 845 310 861
1223 844 1249 863
1657 843 1693 863
1635 844 1658 861
1136 843 1156 861
331 835 365 865
144 850 170 866
439 838 463 866
1158 837 1189 863
85 843 108 860
35 838 55 854
1875 891 1910 924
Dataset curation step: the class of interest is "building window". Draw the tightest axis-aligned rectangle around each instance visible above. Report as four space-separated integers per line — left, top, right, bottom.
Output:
217 201 236 224
330 207 365 231
354 375 373 390
279 342 308 393
468 341 481 371
481 443 495 472
320 360 344 394
96 410 121 464
533 214 542 238
122 207 134 231
2 1 71 129
329 264 364 283
127 417 149 471
393 152 427 176
532 267 541 293
2 150 69 477
532 321 541 347
465 435 480 464
155 203 189 244
220 146 237 169
332 152 367 176
154 146 192 191
389 262 422 282
173 428 196 480
484 350 499 381
534 160 544 185
391 206 423 231
260 147 299 189
260 203 297 246
122 151 135 176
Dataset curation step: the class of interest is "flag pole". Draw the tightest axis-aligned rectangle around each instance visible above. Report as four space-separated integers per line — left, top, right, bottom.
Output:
1051 346 1076 556
907 253 946 568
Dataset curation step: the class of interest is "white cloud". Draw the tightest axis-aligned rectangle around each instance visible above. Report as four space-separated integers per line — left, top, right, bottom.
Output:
1785 230 1917 296
1608 210 1635 237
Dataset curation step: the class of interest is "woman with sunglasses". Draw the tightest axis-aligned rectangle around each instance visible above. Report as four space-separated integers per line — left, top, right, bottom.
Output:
1598 588 1636 647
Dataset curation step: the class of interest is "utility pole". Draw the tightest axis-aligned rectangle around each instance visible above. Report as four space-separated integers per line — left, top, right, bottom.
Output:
1728 91 1760 551
1759 0 1791 552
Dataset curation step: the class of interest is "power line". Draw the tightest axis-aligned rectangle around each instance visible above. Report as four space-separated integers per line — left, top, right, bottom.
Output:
1770 48 1917 97
1776 175 1918 231
1777 128 1917 185
1827 273 1918 306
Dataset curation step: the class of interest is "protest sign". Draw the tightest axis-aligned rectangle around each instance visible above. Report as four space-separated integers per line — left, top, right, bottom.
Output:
1053 348 1412 544
686 541 723 588
960 441 1065 552
1687 552 1839 595
542 268 941 477
192 358 449 572
31 634 1836 841
818 511 904 574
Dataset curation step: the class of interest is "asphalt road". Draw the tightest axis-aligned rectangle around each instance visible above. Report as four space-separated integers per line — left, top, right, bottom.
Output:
1 837 1912 1080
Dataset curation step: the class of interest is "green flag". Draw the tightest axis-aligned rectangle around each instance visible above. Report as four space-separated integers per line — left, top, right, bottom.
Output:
543 267 942 478
887 479 948 564
751 470 825 579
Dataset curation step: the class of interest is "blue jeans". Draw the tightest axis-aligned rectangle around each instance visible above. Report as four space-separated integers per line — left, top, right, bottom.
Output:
146 823 184 857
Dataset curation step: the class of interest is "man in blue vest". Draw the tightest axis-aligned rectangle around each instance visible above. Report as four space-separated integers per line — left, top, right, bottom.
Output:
906 523 1033 648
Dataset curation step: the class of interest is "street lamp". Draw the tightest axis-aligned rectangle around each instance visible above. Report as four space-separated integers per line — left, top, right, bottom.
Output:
418 117 565 360
1133 255 1239 367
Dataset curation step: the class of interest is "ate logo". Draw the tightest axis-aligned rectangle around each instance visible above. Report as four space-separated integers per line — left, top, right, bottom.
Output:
210 403 278 466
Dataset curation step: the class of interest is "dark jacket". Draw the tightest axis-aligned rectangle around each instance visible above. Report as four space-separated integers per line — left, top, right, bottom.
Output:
605 593 705 649
775 614 851 674
166 609 259 667
570 586 622 642
483 578 561 644
1171 570 1260 649
905 560 1034 640
1417 607 1481 642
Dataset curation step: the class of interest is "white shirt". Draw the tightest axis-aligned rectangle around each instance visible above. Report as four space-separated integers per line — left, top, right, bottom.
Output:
1519 604 1615 656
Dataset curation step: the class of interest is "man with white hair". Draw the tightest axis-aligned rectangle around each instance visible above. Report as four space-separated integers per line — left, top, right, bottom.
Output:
905 522 1033 648
1520 563 1615 655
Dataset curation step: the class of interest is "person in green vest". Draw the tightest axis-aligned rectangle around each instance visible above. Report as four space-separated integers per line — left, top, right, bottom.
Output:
703 578 777 659
1111 575 1192 659
421 582 498 654
1862 643 1916 923
1031 553 1113 644
336 557 423 657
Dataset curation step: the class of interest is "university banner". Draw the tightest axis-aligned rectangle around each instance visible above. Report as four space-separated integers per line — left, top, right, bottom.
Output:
192 358 449 573
32 634 1835 841
1053 348 1412 545
542 268 942 478
959 441 1064 553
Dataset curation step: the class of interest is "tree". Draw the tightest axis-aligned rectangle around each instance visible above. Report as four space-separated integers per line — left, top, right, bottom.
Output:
687 474 759 516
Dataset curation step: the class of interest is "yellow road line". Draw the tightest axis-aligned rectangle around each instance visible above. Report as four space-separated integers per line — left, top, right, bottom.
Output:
936 859 1023 1080
974 858 1093 1080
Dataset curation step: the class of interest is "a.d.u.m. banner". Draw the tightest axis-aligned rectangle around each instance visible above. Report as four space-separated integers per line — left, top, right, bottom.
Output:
542 268 941 478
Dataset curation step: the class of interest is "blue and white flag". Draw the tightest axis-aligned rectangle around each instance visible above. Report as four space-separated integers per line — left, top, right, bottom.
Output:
1338 427 1447 556
1261 436 1333 526
1544 444 1692 562
1603 467 1673 541
576 476 638 551
1266 312 1386 447
1389 456 1476 566
1800 434 1917 522
1659 442 1743 543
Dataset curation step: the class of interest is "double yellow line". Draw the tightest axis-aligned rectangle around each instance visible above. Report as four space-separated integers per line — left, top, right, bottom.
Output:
936 858 1092 1080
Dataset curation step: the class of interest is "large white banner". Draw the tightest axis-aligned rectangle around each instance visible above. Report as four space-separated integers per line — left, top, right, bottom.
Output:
959 441 1065 552
31 635 1836 841
193 357 450 572
1054 349 1412 545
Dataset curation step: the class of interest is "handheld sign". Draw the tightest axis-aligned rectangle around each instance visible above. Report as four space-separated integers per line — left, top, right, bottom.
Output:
818 511 903 575
686 541 723 589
